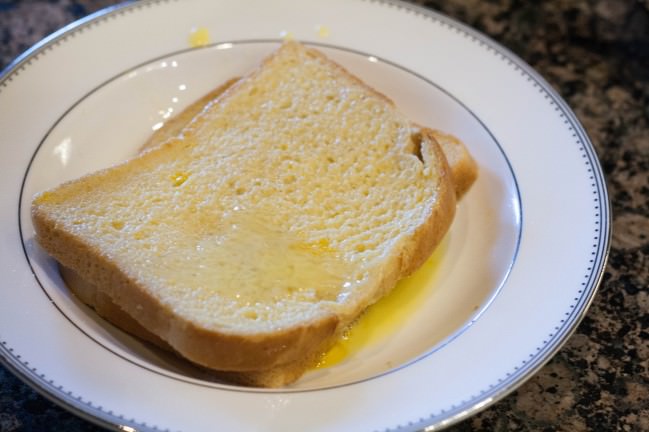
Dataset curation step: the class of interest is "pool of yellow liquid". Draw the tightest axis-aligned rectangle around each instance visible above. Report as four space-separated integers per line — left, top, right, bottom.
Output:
316 238 447 368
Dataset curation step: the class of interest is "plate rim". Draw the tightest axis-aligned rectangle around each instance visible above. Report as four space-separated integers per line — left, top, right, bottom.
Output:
0 0 611 431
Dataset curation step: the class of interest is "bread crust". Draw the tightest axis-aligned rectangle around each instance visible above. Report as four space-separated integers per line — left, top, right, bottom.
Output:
31 41 470 385
430 129 478 198
400 129 457 277
60 264 342 387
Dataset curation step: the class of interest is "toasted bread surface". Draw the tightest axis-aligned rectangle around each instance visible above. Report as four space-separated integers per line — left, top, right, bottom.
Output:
32 41 467 383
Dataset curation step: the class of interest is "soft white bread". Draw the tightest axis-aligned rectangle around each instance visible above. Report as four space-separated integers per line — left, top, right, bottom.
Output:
140 76 477 199
32 41 474 386
142 77 241 151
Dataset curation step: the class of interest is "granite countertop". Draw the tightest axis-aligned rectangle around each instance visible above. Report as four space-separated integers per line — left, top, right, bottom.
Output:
0 1 647 431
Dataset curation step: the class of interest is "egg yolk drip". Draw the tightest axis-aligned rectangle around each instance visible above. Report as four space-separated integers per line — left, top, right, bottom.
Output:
316 237 447 368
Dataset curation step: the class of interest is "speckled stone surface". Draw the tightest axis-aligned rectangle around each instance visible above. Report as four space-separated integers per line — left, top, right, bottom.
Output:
0 1 647 431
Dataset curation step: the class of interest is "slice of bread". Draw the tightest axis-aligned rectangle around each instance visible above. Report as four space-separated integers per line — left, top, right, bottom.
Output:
59 79 478 386
32 41 476 386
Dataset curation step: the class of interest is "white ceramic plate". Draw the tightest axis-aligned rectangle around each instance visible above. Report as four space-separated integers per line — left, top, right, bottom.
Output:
0 1 609 431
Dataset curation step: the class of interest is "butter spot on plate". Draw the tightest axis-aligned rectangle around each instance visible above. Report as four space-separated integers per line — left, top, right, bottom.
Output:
189 27 210 48
315 25 330 38
280 30 294 41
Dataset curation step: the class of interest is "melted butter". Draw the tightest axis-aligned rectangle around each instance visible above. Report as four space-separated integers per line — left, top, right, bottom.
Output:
291 238 336 255
315 25 330 38
159 207 356 308
189 27 211 48
37 191 54 203
171 172 190 187
316 237 447 368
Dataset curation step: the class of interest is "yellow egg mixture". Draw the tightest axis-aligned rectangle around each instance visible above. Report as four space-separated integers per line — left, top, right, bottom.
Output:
316 238 446 368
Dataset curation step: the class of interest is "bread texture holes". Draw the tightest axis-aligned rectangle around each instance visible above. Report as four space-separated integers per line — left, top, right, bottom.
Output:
243 310 259 320
171 172 190 187
110 220 125 230
283 174 296 184
410 132 424 164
